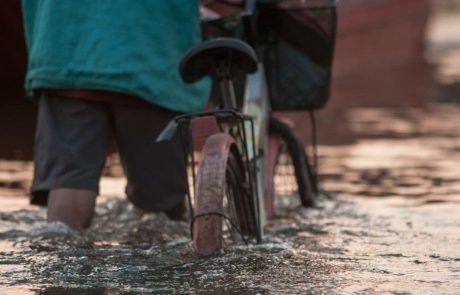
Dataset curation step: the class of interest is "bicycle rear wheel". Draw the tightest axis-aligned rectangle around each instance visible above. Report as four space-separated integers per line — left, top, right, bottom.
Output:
266 117 315 218
192 133 257 256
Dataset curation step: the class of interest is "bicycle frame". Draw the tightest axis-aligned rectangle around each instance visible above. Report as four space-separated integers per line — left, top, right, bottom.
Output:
242 63 271 238
172 97 265 243
170 59 271 244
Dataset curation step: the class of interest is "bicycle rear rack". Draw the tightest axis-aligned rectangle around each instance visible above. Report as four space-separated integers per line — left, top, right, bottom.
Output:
175 109 261 242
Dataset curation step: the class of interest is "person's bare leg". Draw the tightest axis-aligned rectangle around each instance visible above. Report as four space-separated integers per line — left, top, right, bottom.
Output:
47 188 97 230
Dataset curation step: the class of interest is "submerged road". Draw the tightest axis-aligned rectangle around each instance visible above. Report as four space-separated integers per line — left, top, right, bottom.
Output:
0 103 459 294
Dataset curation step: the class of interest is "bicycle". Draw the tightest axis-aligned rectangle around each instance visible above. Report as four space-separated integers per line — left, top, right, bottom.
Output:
158 0 336 256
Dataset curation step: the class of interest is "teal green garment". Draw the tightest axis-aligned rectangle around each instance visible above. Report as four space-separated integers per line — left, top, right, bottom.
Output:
22 0 211 112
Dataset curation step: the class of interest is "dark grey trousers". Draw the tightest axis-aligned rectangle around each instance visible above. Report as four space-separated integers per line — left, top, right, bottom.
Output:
31 95 187 212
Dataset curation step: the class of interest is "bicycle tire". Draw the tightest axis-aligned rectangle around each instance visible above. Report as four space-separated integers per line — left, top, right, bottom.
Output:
192 133 257 256
267 116 315 217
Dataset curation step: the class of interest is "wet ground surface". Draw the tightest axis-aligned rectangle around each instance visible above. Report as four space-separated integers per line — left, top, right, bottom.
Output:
1 103 460 294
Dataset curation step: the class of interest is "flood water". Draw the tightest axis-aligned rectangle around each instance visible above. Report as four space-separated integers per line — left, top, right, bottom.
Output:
1 102 460 294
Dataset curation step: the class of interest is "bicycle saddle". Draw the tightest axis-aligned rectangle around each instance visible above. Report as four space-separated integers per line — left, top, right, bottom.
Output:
179 38 258 83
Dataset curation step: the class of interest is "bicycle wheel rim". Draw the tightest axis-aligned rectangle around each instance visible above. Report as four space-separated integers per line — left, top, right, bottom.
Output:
268 116 316 209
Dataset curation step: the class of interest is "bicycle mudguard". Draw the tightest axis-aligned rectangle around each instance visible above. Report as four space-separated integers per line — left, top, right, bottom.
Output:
193 133 235 256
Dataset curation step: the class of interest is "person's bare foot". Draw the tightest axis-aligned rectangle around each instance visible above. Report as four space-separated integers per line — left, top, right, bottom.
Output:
47 188 97 230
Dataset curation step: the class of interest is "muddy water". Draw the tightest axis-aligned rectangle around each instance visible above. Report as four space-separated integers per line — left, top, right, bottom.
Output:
1 104 460 294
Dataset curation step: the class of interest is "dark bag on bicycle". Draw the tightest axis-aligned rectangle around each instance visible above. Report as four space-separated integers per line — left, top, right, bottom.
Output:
258 0 337 111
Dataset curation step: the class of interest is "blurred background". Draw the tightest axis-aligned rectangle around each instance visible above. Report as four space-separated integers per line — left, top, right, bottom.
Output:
281 0 443 145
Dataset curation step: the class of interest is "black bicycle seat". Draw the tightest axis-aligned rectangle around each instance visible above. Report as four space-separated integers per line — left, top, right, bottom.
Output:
179 38 258 83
